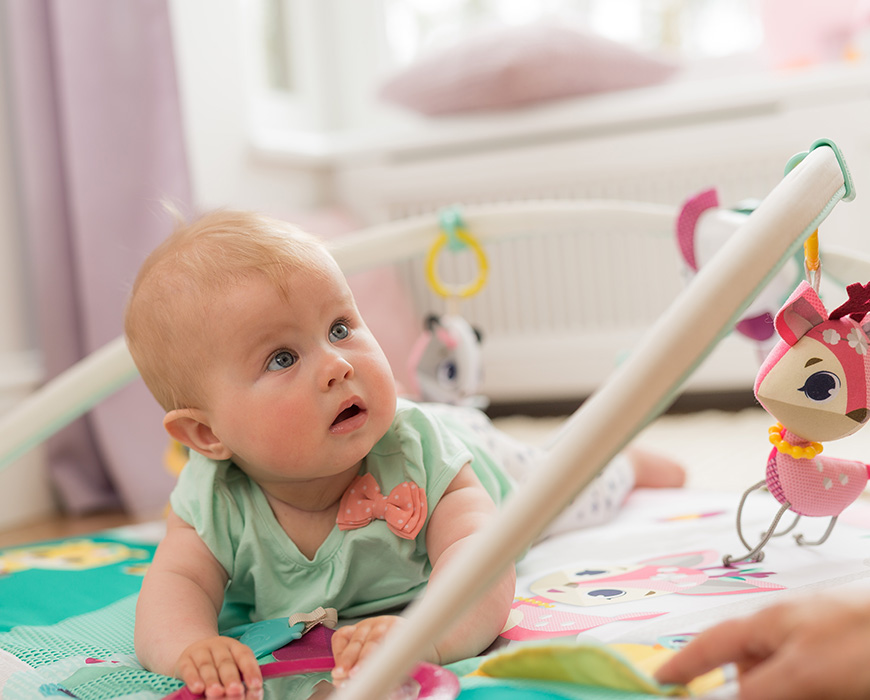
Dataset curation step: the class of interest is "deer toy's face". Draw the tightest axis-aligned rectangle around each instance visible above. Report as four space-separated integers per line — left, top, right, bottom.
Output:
756 323 868 441
755 281 870 443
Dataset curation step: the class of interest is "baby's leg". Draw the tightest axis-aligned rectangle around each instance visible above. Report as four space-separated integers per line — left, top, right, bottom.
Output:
625 446 685 489
445 406 675 537
540 447 684 538
539 452 636 538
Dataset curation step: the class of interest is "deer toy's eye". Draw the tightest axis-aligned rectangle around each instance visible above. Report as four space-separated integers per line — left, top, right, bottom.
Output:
587 588 627 600
799 371 841 403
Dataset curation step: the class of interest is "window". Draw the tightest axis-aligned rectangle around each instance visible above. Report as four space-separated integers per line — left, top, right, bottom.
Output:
247 0 763 151
246 0 394 143
382 0 761 62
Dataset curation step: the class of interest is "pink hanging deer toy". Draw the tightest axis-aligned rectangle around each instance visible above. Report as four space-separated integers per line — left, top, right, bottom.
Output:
724 279 870 564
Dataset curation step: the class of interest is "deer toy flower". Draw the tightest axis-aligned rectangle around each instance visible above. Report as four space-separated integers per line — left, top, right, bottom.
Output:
724 279 870 564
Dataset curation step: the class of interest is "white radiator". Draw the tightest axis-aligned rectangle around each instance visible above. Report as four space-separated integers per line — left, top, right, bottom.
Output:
336 63 870 403
390 203 763 403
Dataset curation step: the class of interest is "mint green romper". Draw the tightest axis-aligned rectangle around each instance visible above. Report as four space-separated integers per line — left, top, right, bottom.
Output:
170 399 514 629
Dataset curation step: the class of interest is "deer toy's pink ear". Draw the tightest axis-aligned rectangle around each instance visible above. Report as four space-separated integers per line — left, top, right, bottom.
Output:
675 188 719 271
774 280 827 346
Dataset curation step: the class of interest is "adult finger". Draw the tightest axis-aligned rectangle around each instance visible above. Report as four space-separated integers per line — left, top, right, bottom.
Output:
655 617 774 685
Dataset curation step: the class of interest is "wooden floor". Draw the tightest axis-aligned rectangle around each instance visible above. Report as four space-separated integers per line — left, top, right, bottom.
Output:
0 510 148 549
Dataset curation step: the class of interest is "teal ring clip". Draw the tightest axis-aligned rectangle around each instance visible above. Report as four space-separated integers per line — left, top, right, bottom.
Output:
785 138 855 202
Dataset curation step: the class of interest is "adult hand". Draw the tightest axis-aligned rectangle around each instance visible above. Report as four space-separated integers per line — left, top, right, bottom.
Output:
655 596 870 700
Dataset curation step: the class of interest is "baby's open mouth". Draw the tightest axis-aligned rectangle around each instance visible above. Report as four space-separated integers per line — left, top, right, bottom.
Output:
332 404 362 426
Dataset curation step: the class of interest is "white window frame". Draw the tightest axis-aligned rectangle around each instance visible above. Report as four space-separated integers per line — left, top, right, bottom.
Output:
241 0 762 161
244 0 399 163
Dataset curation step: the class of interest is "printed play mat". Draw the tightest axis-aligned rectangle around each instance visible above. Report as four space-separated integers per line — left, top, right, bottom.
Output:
3 488 870 699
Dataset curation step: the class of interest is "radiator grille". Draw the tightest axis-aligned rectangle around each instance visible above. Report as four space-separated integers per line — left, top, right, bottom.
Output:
399 225 685 337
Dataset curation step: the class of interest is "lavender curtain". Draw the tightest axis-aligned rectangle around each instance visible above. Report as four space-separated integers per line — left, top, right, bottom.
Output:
3 0 191 515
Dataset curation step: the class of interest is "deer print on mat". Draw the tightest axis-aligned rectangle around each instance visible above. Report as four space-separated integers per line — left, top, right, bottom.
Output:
502 551 783 641
725 280 870 564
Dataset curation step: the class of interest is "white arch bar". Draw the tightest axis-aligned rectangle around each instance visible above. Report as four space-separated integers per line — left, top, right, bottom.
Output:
334 145 849 699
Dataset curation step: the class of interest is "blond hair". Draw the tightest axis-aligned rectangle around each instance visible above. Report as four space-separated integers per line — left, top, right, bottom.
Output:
125 209 331 411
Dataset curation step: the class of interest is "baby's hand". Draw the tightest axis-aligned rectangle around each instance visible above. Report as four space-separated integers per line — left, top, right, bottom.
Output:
330 616 406 682
175 635 262 697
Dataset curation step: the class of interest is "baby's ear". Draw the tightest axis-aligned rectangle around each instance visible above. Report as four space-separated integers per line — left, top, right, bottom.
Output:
163 409 232 461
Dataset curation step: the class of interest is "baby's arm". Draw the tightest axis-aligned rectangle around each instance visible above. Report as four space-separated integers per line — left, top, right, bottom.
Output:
135 510 262 697
331 464 515 679
423 463 516 661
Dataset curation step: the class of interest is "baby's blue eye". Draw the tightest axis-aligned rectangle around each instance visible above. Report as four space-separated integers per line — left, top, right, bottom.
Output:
329 322 350 342
267 350 296 371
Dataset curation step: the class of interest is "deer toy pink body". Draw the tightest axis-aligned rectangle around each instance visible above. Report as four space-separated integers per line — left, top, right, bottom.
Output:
724 280 870 564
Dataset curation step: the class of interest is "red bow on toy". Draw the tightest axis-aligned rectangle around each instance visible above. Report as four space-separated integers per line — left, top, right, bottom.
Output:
336 473 427 540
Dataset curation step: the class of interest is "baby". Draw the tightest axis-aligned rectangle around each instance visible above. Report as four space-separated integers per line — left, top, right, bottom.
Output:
127 210 683 697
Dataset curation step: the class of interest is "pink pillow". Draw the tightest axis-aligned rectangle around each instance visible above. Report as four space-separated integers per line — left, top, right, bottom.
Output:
379 23 679 116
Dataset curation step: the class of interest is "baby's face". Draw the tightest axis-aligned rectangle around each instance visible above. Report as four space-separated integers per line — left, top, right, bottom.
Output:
196 257 397 492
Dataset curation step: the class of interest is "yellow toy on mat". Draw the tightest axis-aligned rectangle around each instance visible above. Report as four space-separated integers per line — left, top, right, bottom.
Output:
461 641 724 698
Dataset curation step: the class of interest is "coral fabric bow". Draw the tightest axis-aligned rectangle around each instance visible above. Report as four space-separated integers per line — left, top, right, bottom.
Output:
336 473 427 540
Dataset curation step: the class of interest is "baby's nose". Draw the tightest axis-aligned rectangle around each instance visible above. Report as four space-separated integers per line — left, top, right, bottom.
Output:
324 354 354 388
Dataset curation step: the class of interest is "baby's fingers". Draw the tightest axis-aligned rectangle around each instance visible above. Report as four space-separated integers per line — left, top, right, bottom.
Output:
231 642 263 694
202 647 242 696
175 654 207 696
177 638 261 697
332 622 390 681
330 625 354 662
331 626 368 681
176 646 223 696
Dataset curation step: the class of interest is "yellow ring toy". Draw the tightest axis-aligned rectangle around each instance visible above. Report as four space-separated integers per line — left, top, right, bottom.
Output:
425 226 489 299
